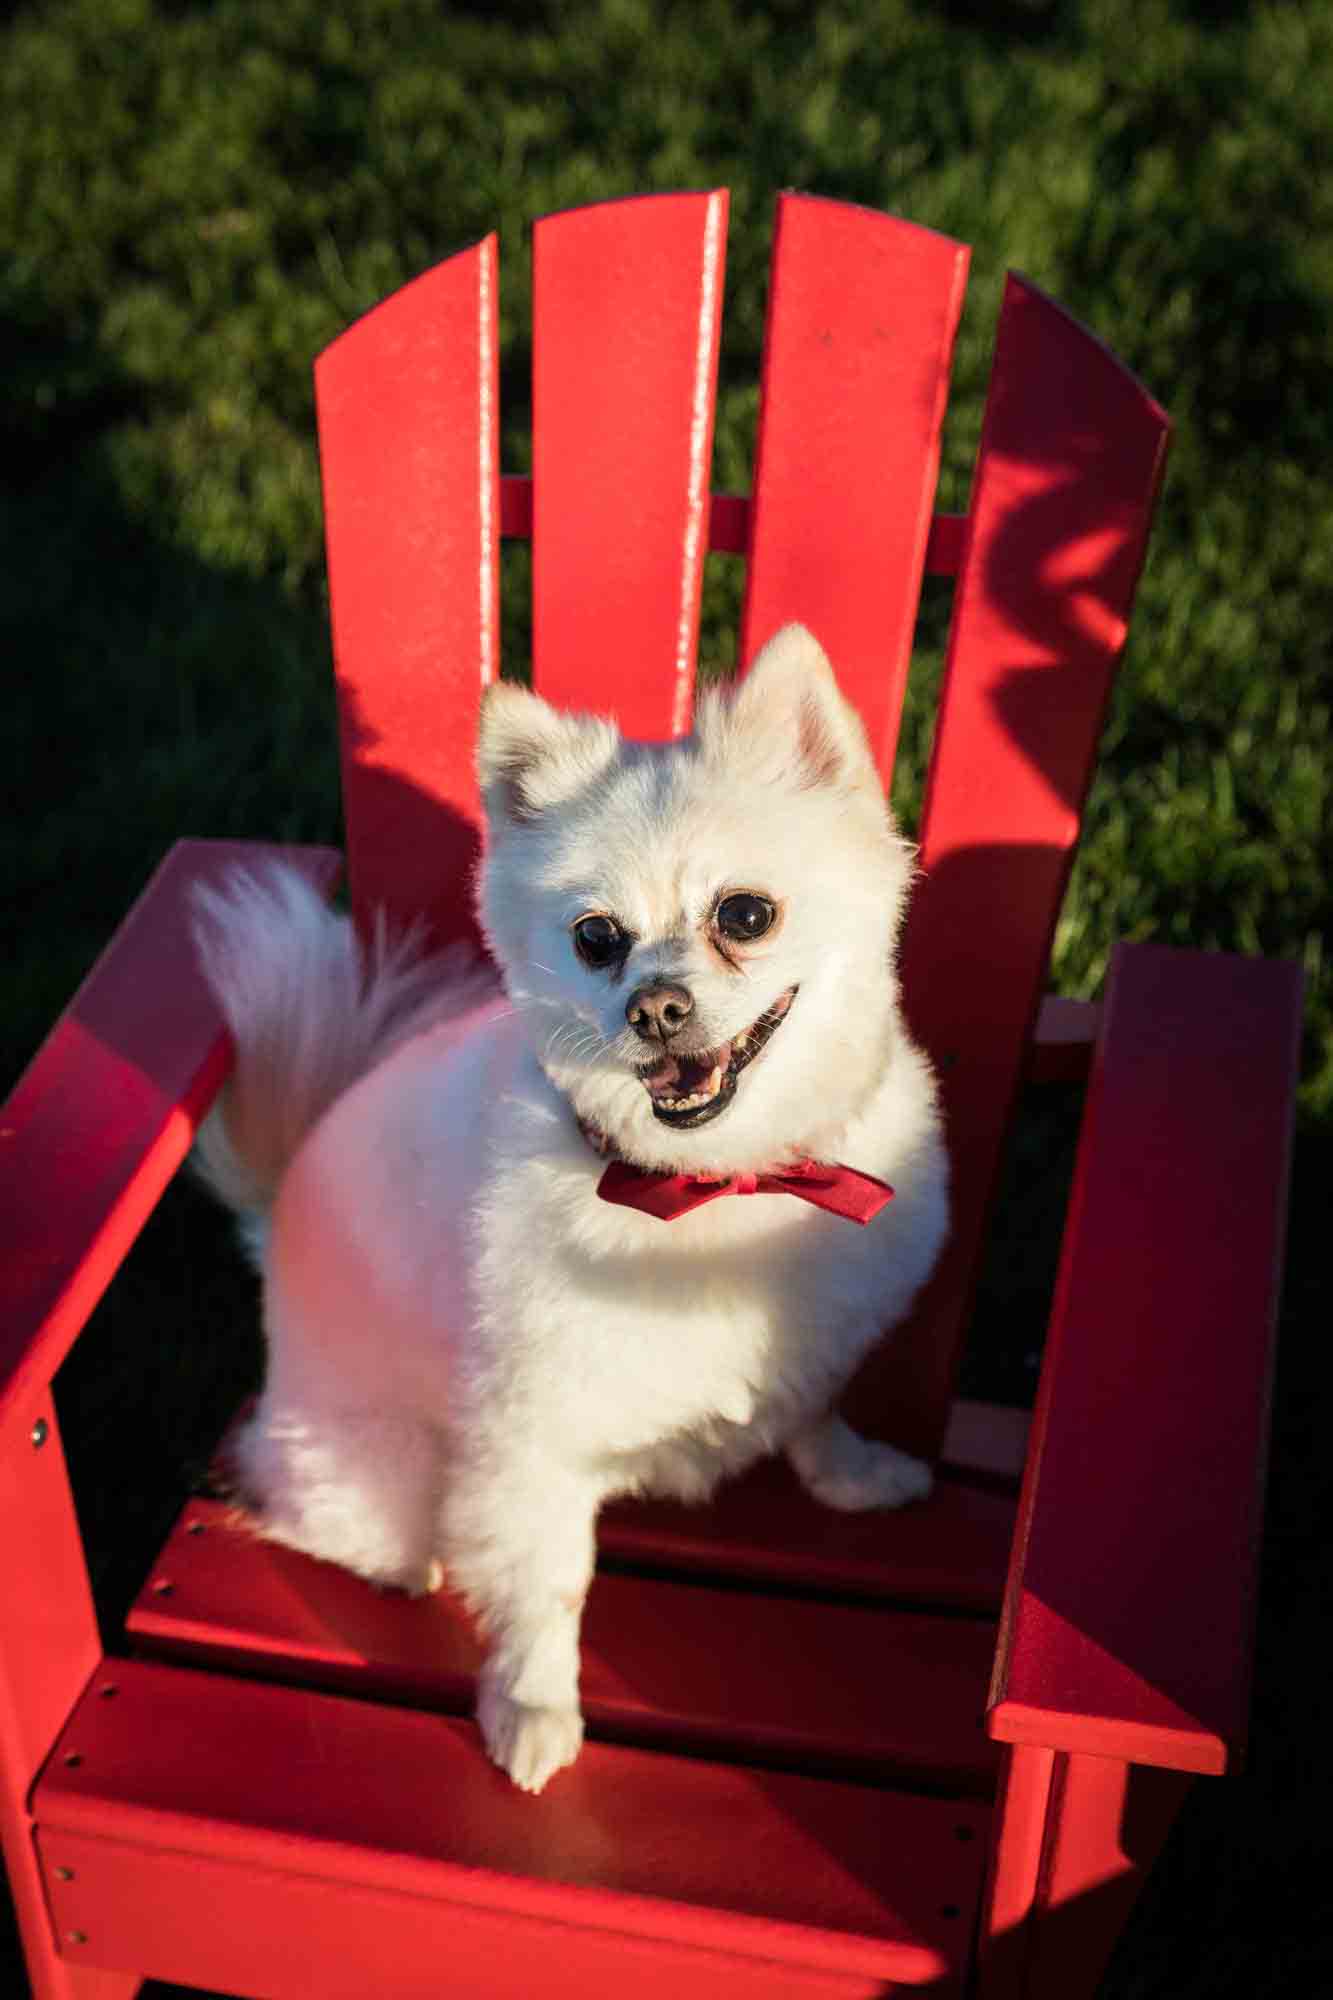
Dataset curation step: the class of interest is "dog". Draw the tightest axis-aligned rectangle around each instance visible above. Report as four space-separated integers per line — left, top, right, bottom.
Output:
192 622 950 1793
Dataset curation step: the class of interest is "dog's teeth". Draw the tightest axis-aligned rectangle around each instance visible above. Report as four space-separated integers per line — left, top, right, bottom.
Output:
706 1065 723 1095
660 1084 720 1110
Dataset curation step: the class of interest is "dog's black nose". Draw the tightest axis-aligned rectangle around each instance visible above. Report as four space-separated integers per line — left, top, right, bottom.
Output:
626 982 694 1042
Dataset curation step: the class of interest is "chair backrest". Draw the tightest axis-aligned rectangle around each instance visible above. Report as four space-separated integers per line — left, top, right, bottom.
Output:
313 190 1169 1459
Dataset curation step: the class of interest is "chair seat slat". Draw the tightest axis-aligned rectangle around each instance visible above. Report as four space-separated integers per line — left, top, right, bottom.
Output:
39 1659 987 1989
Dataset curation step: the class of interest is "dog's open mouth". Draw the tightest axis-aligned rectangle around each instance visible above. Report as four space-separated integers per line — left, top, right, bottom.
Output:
638 988 797 1129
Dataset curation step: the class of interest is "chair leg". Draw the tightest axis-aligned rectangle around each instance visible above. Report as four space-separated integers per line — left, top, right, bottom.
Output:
0 1853 141 2000
979 1745 1192 1999
978 1744 1057 1999
0 1395 142 1999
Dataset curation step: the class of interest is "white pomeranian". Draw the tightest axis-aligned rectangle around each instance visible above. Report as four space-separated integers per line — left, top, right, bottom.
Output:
193 622 949 1793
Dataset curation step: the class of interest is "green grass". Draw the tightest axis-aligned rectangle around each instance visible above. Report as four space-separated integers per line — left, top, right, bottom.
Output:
3 2 1331 1995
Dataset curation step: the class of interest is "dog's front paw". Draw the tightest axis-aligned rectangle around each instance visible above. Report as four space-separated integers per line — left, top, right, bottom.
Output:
477 1683 584 1794
790 1416 933 1512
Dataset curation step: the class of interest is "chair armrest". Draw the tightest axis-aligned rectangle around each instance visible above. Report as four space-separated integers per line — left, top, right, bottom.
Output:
0 840 340 1421
987 941 1303 1775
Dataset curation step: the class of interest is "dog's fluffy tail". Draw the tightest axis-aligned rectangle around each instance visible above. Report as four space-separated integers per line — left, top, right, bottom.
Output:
192 864 494 1255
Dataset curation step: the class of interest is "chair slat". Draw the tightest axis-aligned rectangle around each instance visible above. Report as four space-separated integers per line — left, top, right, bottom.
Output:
38 1826 974 2000
315 238 500 950
740 194 969 783
531 191 728 734
191 1410 1016 1611
853 276 1171 1458
599 1458 1015 1611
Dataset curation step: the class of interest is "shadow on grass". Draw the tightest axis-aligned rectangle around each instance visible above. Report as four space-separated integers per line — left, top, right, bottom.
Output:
2 287 341 1101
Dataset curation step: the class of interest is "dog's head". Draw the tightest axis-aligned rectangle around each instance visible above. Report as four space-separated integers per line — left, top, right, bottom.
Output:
476 625 914 1174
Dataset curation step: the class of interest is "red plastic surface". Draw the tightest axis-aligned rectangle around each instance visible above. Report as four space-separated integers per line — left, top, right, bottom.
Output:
855 275 1172 1460
978 1744 1056 2000
316 238 499 951
37 1660 987 1992
531 192 728 736
741 193 969 782
0 1395 101 1798
600 1456 1016 1610
0 1395 132 2000
503 470 967 574
989 943 1303 1773
1017 1754 1190 2000
37 1832 919 2000
0 836 335 2000
127 1498 1000 1794
0 839 340 1419
977 1747 1189 2000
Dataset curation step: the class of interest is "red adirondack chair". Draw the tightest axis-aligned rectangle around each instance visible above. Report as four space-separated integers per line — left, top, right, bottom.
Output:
1 192 1302 2000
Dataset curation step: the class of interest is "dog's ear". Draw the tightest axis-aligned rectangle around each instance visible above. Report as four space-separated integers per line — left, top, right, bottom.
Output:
722 624 881 793
477 682 621 823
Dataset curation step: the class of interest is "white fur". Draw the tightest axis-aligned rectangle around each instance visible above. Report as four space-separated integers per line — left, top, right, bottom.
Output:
193 624 949 1793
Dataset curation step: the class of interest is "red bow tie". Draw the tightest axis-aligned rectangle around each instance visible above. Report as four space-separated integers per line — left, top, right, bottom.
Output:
594 1155 895 1224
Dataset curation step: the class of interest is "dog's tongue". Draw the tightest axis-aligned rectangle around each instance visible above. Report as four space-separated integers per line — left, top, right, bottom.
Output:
643 1041 732 1100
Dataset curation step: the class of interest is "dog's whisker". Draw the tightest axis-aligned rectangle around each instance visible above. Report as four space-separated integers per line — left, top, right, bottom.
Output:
547 1019 614 1065
558 1028 609 1063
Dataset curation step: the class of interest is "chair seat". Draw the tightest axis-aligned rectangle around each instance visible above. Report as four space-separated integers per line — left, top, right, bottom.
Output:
127 1486 1005 1794
103 1309 1012 1997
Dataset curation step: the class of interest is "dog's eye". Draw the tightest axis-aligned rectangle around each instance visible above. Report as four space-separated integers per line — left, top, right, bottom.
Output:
572 915 627 968
715 893 776 942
